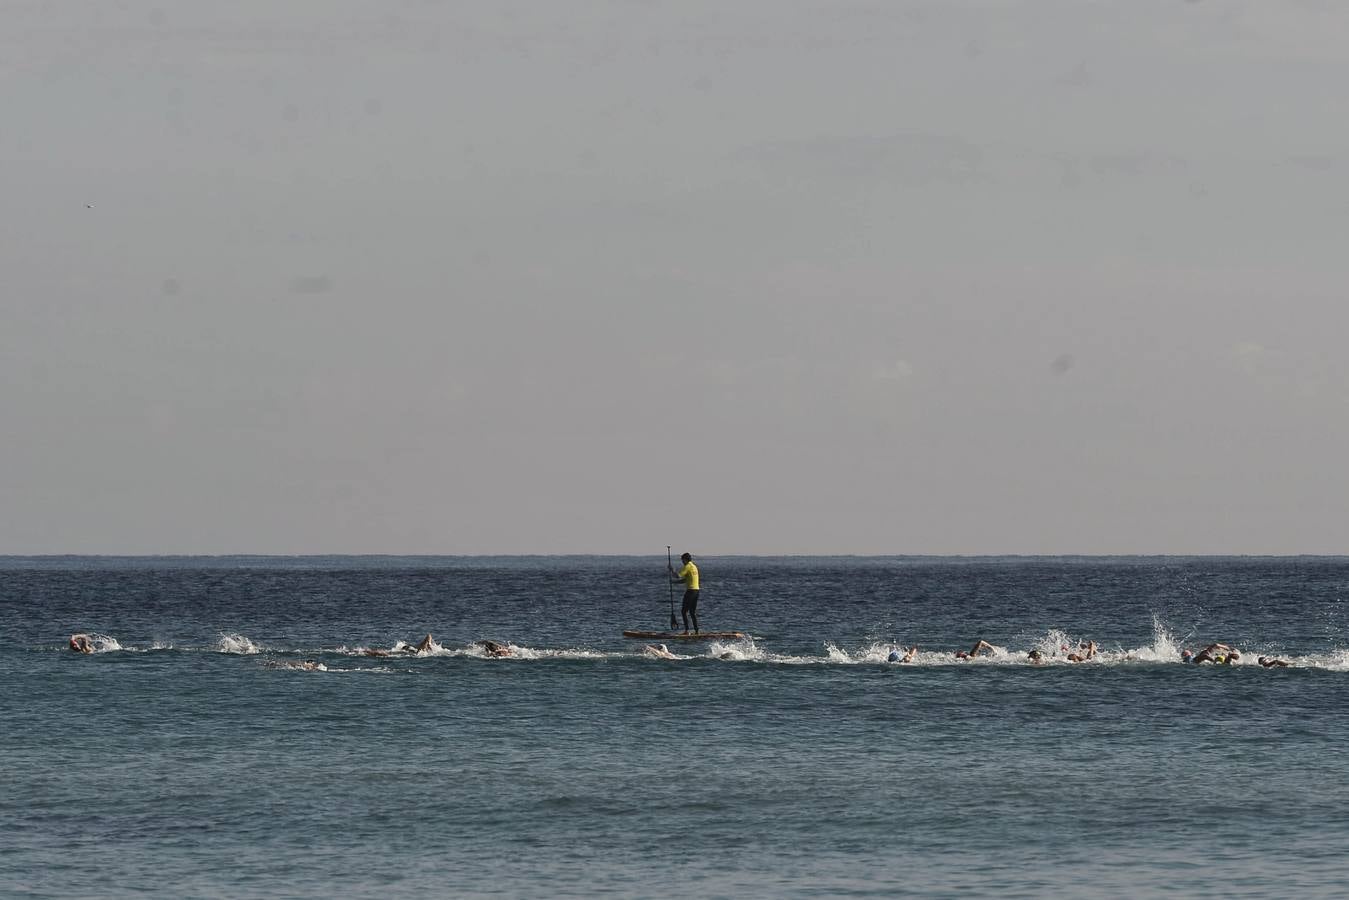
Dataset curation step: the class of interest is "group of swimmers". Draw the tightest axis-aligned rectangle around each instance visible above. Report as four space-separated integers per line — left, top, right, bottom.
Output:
65 631 738 669
67 632 515 660
69 629 712 663
286 641 687 668
884 638 1291 667
1179 643 1289 668
879 636 1100 666
68 631 1296 668
881 639 1100 664
357 634 513 658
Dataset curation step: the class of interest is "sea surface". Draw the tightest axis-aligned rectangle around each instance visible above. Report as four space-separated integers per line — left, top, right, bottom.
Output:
4 556 1349 898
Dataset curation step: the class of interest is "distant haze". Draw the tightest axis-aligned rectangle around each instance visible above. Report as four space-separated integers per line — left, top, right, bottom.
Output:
4 1 1348 554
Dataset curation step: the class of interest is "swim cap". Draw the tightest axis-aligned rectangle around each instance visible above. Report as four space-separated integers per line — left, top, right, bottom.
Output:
888 651 901 662
1215 655 1226 664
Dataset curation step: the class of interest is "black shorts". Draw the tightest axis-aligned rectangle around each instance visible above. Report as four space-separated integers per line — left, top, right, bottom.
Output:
681 590 699 614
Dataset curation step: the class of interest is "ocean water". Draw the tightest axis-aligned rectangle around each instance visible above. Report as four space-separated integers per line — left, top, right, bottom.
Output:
5 556 1349 898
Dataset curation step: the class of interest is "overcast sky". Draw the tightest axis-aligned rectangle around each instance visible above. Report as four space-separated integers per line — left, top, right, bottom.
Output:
3 0 1348 554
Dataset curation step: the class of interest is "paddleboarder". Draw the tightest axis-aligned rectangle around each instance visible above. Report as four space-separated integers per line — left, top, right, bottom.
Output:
669 552 700 634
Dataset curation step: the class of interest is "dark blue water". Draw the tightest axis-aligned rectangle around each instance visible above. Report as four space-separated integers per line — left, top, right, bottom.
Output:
5 557 1348 897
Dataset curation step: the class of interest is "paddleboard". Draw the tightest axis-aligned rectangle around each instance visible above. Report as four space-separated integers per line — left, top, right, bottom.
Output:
622 630 746 641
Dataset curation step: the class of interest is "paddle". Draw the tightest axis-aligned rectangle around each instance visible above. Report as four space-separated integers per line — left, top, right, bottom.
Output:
667 546 678 630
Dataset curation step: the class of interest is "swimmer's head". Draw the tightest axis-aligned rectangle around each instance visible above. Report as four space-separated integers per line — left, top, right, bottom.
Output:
1181 649 1193 661
888 650 901 662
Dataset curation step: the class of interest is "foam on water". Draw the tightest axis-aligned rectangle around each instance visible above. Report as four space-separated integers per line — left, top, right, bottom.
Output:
704 636 772 662
636 643 690 660
1304 649 1349 671
216 633 263 654
1120 615 1186 662
88 633 122 653
264 659 328 672
491 644 612 661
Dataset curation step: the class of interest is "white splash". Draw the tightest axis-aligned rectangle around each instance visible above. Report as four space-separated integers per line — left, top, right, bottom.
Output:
1119 615 1186 663
266 660 327 672
706 637 767 662
87 633 122 653
216 633 262 654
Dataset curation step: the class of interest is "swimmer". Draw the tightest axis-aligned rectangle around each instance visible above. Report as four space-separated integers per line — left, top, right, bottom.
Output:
362 643 413 658
363 634 439 657
1067 641 1097 663
1027 649 1046 664
955 639 996 660
1258 656 1290 668
476 640 512 658
281 659 326 671
643 643 677 660
68 633 95 653
1190 643 1240 665
887 646 918 663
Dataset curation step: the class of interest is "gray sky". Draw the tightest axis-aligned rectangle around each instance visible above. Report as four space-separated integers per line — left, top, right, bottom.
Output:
3 0 1348 554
